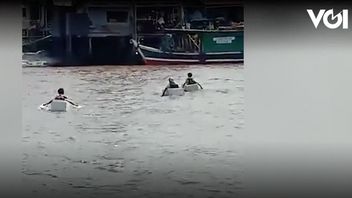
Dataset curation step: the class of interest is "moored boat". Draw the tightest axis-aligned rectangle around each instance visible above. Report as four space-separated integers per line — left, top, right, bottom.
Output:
131 28 243 65
22 60 48 67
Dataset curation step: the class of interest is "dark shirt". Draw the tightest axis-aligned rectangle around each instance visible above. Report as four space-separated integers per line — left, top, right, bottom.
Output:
185 77 197 85
54 95 67 100
169 82 179 88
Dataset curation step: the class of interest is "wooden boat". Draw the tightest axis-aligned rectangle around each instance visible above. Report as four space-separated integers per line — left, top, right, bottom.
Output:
22 60 48 67
131 28 243 65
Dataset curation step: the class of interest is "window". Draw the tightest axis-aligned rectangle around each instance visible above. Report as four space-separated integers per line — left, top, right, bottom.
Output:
106 11 128 23
30 5 40 20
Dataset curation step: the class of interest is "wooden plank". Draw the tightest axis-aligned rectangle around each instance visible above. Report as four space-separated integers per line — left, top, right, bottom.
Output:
53 0 72 6
164 28 242 33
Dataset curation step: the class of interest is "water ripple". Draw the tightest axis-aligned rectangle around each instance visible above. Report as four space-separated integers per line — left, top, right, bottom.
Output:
23 64 244 197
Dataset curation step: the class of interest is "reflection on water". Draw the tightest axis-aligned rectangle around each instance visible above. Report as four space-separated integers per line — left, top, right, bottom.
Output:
22 64 244 197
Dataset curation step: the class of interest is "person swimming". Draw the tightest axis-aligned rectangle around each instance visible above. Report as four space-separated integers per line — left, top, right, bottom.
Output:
43 88 78 107
182 73 203 89
161 77 179 96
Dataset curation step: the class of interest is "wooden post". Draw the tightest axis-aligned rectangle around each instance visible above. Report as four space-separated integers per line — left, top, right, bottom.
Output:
88 37 92 55
65 13 72 56
180 3 184 25
133 0 137 40
41 5 44 37
45 5 48 36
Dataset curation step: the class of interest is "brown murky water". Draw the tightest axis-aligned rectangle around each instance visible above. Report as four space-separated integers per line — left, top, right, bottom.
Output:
22 64 244 198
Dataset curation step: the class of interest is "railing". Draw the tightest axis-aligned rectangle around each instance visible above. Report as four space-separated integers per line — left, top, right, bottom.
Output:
22 19 51 38
137 31 201 53
173 33 200 53
23 35 52 47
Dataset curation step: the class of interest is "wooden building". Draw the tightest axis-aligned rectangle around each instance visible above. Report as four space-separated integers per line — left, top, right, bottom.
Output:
22 0 243 65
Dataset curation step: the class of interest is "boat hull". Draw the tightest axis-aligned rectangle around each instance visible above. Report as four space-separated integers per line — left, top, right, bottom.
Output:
131 39 243 65
142 52 243 65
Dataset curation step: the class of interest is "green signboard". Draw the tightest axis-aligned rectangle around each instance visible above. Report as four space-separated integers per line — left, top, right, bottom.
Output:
201 31 243 53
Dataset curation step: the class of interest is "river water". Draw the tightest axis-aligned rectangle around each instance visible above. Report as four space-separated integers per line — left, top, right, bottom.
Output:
22 64 244 198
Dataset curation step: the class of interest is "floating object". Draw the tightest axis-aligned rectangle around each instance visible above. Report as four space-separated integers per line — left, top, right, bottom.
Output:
184 84 200 92
164 88 185 96
39 100 82 112
49 100 67 112
39 103 82 112
22 60 48 67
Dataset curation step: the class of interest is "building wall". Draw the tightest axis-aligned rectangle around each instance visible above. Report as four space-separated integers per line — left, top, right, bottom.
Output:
24 0 243 65
86 6 133 37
